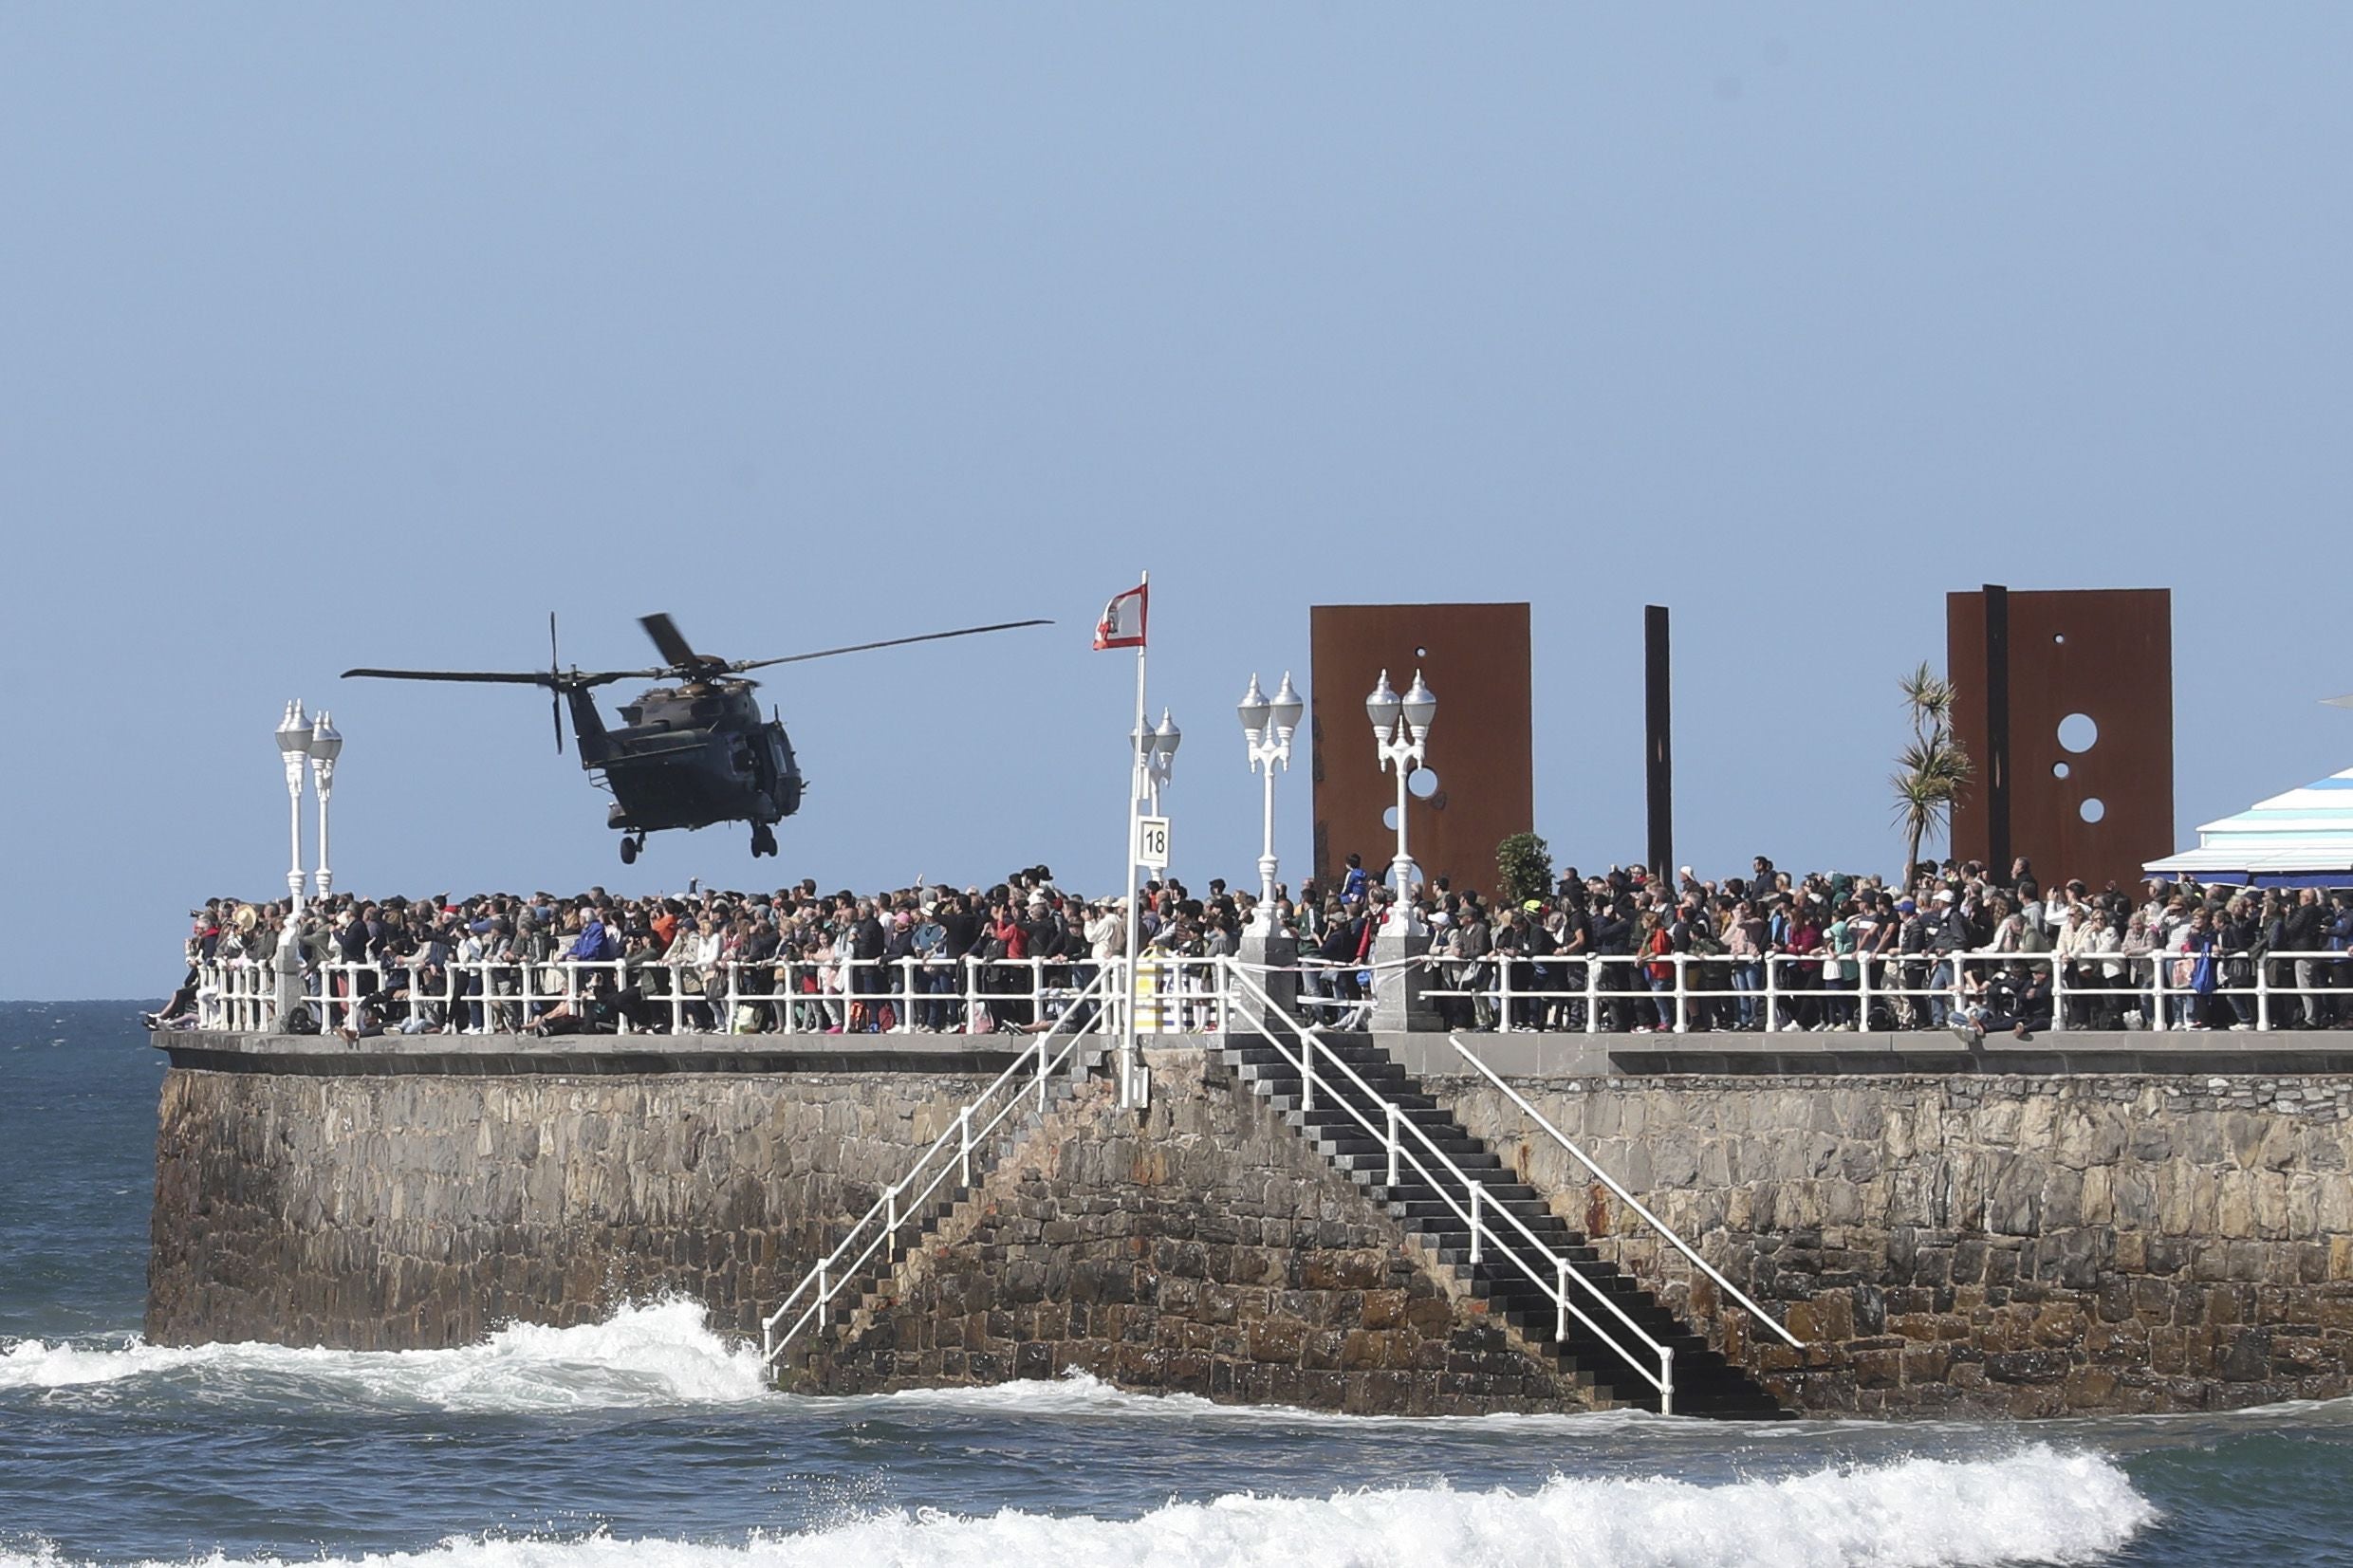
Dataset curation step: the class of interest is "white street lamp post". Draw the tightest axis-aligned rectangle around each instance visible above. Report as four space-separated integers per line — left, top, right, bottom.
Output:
1366 670 1436 898
1118 705 1177 1110
309 711 343 898
1145 709 1180 816
275 701 313 916
273 700 314 1031
1363 668 1440 1033
1237 673 1303 925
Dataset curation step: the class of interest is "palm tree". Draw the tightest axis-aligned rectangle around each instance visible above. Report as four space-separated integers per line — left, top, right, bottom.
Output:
1891 663 1973 887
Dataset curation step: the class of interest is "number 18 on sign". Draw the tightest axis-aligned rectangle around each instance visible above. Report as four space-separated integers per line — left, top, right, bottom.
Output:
1134 815 1170 871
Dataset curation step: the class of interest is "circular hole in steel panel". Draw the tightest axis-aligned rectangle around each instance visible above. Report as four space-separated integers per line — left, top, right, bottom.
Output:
2080 797 2106 823
1407 767 1439 800
2057 713 2100 753
2052 762 2071 780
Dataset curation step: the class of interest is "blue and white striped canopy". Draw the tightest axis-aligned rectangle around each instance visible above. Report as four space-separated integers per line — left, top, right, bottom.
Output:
2145 766 2353 885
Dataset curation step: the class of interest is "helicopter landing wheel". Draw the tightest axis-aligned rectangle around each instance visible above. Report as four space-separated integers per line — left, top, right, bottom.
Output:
750 822 777 858
620 834 642 865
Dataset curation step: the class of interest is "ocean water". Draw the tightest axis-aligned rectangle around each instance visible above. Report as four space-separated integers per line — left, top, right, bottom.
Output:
1 1003 2345 1568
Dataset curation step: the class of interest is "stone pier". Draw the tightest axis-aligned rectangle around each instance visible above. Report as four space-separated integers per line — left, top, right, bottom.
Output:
147 1026 2353 1415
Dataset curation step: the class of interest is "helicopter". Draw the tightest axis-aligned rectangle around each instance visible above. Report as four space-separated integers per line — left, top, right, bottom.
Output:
344 612 1049 862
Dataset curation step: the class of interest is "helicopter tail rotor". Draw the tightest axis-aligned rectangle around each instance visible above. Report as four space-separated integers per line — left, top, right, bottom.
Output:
550 611 566 753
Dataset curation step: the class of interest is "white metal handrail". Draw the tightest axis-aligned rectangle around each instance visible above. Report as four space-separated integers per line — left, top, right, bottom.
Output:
309 957 634 1035
1223 962 1679 1411
180 945 2353 1040
191 958 281 1031
202 952 1205 1038
758 965 1118 1369
1446 1033 1802 1349
1288 946 2353 1036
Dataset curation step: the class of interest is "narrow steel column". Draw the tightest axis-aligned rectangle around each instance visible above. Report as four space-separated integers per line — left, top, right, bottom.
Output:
1983 582 2011 878
1644 605 1673 879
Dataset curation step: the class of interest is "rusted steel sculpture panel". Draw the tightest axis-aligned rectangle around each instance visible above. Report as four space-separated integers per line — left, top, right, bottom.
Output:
1947 587 2173 894
1308 603 1534 896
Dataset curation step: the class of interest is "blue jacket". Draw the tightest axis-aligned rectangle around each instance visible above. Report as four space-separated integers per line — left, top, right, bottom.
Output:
568 920 618 963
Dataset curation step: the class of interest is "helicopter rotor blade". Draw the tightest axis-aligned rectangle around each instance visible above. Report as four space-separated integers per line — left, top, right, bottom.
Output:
341 666 651 690
549 613 565 753
639 613 701 669
730 618 1053 673
342 669 566 685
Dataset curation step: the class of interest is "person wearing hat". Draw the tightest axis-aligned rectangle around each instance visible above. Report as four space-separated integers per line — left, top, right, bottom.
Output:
1918 888 1971 1027
1448 895 1493 1031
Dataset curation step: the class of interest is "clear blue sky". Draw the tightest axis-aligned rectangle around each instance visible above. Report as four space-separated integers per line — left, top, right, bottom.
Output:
6 7 2348 998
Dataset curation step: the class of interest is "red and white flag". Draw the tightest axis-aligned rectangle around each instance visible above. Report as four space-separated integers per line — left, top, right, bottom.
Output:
1094 582 1148 650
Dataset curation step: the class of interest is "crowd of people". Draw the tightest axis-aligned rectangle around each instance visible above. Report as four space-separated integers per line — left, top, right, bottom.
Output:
158 869 1138 1039
1410 855 2353 1040
153 851 2353 1040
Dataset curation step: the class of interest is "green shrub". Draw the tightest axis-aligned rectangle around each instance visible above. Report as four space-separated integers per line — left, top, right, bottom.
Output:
1495 832 1554 906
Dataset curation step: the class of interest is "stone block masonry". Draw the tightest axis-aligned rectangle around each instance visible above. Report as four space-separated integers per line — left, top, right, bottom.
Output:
148 1061 1009 1349
1427 1071 2353 1415
787 1046 1602 1413
149 1037 1607 1411
148 1029 2353 1416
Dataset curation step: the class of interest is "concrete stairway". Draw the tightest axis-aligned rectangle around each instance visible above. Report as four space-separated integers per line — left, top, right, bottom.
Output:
1217 1032 1784 1418
770 1072 1082 1379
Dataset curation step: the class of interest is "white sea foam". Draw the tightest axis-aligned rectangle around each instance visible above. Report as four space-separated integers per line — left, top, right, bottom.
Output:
0 1311 1613 1427
0 1298 768 1411
849 1367 1655 1429
0 1448 2154 1568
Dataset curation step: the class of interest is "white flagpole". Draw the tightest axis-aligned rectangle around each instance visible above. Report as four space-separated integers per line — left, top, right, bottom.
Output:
1120 569 1148 1108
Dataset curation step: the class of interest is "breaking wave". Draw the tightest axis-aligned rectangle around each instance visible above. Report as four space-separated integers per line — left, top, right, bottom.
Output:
0 1298 768 1411
0 1448 2154 1567
850 1367 1658 1428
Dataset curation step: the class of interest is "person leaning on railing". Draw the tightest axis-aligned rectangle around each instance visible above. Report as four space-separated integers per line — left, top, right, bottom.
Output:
2274 887 2327 1028
1584 895 1632 1031
1439 897 1492 1031
2328 892 2353 1027
662 913 718 1030
1548 894 1591 1032
1917 890 1970 1028
2116 911 2156 1028
2172 906 2227 1029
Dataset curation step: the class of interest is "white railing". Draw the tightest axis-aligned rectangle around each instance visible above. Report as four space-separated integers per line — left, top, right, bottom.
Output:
1446 1032 1803 1354
188 951 1223 1039
758 966 1116 1370
180 945 2353 1040
1223 964 1683 1412
191 959 283 1032
1304 947 2353 1036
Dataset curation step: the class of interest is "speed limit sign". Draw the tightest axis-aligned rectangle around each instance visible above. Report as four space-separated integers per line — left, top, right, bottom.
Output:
1135 815 1170 870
